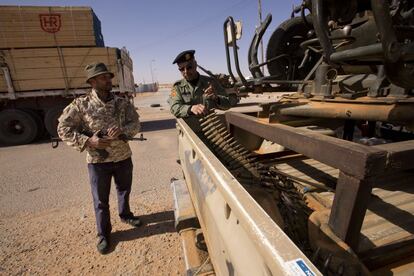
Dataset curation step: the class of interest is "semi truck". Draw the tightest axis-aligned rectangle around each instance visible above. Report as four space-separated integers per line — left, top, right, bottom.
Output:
0 6 135 145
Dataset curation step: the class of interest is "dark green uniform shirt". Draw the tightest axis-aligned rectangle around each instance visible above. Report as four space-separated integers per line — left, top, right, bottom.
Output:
168 74 231 118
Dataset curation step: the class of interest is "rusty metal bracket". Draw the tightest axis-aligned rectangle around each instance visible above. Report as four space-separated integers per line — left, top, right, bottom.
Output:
1 66 16 100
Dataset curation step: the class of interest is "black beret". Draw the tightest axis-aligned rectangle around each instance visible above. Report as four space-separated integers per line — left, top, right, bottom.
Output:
172 50 195 64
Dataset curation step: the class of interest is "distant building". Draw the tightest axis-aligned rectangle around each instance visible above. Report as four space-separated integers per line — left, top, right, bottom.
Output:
135 82 159 93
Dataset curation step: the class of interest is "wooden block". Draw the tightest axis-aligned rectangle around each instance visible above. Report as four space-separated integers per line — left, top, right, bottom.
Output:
1 37 99 47
0 5 103 48
9 64 119 81
0 6 93 13
7 56 116 70
10 67 95 80
0 47 122 91
0 70 120 92
0 22 94 31
1 30 95 37
118 49 134 92
11 78 88 91
0 13 92 21
3 47 117 70
1 47 115 58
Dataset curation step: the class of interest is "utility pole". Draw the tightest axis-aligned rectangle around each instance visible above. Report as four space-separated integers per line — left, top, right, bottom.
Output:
258 0 264 74
150 59 155 84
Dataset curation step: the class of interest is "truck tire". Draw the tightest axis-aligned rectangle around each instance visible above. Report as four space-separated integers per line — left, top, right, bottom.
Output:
44 106 65 138
266 16 318 88
0 109 39 145
23 109 46 139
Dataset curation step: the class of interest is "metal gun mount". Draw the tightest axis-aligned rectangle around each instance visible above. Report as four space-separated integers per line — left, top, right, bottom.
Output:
223 0 414 130
216 0 414 274
224 0 414 95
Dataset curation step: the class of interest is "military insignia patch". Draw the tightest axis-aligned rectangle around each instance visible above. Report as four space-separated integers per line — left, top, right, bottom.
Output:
170 87 177 97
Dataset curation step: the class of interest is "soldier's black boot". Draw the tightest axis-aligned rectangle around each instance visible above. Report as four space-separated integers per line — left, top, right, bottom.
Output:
121 216 142 227
97 235 110 254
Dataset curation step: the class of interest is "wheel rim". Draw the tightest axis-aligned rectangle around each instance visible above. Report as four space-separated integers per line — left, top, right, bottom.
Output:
0 109 38 145
266 17 320 83
7 119 25 135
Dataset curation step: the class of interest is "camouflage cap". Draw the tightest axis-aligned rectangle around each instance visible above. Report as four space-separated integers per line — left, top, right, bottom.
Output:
172 50 195 64
85 62 114 83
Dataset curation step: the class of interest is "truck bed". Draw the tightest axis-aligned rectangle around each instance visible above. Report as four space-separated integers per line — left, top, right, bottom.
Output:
176 111 414 275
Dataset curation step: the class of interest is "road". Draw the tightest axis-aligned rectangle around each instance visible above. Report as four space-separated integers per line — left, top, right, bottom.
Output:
0 89 186 275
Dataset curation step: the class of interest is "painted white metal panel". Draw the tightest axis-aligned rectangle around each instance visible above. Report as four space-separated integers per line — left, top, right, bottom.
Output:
177 118 321 276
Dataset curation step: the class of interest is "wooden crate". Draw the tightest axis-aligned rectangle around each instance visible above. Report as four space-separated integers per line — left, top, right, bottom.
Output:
0 47 122 91
0 5 104 48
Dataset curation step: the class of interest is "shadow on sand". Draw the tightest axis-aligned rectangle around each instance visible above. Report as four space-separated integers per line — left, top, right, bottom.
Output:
141 119 176 132
108 210 176 252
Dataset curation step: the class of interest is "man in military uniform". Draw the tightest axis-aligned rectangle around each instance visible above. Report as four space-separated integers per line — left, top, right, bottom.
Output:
57 62 141 254
168 50 231 130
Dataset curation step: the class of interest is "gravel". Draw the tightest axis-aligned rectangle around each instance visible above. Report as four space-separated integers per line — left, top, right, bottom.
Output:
0 104 185 275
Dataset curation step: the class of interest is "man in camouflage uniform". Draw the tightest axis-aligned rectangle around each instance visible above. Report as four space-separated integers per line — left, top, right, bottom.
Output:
168 50 231 131
57 62 141 254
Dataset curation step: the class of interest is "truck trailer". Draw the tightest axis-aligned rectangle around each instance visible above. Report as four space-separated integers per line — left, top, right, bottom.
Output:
0 6 135 145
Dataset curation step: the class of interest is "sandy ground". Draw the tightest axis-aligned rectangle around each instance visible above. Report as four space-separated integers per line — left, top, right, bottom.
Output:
0 90 186 275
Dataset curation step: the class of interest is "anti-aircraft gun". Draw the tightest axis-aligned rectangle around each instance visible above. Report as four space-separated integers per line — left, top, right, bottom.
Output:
173 1 414 275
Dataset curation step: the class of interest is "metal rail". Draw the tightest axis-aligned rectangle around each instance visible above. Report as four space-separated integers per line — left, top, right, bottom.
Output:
248 13 272 79
223 16 249 87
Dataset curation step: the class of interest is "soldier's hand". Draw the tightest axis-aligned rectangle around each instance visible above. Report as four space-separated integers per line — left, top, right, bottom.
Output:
86 131 111 149
204 84 217 101
107 126 122 139
190 104 207 115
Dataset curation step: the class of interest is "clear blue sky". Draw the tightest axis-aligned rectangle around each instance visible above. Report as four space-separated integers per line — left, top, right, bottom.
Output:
1 0 301 83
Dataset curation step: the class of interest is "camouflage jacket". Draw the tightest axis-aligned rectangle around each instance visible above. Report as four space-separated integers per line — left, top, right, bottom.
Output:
57 89 140 163
168 74 231 118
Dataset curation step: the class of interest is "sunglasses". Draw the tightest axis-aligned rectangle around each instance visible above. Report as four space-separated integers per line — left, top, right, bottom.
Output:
178 64 194 72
